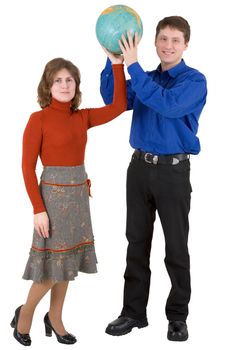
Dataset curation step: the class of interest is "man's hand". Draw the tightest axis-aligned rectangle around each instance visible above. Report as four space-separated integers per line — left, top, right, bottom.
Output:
34 211 49 238
119 31 139 67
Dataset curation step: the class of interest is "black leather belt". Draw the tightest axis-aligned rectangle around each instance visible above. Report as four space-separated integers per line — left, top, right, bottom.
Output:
134 149 190 165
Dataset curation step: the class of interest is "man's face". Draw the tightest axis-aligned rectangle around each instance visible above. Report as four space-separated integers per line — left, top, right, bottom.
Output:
155 26 188 71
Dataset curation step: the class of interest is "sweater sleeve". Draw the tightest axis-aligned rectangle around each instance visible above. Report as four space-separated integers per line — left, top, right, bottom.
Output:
22 112 46 214
86 63 127 128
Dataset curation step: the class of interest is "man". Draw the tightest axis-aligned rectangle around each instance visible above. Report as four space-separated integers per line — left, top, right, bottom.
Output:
100 16 207 341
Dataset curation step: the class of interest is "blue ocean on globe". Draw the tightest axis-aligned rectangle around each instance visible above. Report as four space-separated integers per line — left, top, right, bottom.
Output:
96 4 143 54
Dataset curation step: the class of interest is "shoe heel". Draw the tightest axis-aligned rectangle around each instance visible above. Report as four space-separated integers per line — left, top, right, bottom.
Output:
137 319 148 329
10 317 15 328
45 324 52 337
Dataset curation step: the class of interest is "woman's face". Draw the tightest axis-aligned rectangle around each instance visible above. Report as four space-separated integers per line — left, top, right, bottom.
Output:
50 68 76 103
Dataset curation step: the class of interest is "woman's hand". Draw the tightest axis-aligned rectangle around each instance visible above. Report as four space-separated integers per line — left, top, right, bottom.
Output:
34 211 49 238
119 31 139 67
101 45 124 64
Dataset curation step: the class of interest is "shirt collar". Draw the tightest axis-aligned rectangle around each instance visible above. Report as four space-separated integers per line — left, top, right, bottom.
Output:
157 59 187 78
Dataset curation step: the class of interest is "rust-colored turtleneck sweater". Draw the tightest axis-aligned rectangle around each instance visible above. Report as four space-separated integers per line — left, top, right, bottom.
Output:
22 64 126 214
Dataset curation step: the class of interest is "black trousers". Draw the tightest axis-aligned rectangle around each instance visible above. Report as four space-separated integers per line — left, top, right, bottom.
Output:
121 155 192 321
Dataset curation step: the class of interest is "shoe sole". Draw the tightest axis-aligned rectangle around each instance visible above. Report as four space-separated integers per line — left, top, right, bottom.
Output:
167 333 189 342
105 320 148 336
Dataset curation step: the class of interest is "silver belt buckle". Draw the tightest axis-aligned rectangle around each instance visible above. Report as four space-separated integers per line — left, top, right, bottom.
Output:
144 153 158 164
144 153 153 163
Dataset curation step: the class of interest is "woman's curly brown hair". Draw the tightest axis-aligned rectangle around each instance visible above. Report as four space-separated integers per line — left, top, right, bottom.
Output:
37 57 81 110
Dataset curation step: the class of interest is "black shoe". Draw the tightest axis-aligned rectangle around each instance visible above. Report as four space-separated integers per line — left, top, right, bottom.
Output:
167 321 188 341
44 313 77 344
10 305 31 346
105 316 148 336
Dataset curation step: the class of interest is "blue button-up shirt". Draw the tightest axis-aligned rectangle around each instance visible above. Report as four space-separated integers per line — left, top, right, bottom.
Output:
100 59 207 155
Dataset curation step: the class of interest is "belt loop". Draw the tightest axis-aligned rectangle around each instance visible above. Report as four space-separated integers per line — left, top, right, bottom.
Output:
153 155 158 165
87 179 92 197
134 149 141 159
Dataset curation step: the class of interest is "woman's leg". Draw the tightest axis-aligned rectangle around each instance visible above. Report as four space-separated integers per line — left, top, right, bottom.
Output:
18 280 55 333
48 281 69 335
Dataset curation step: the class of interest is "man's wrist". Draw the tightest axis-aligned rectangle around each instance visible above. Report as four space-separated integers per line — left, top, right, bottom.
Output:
126 59 138 68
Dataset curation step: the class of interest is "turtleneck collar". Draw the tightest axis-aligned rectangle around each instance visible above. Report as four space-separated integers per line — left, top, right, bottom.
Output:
49 98 72 113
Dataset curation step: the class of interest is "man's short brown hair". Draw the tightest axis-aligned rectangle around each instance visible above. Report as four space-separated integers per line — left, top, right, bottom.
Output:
155 16 190 43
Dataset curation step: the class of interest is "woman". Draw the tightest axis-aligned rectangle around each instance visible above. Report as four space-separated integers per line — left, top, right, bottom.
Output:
11 50 126 346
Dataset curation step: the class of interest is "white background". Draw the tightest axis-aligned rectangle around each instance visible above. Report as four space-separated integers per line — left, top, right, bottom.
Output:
0 0 225 349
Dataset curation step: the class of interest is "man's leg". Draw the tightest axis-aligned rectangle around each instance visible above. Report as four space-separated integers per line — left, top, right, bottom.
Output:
106 157 156 335
156 161 191 341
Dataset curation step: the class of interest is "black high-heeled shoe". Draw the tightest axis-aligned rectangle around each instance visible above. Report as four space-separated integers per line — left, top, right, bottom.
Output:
44 313 77 344
10 305 31 346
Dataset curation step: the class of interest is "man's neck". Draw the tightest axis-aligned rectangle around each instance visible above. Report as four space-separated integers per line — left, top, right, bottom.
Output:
161 59 182 72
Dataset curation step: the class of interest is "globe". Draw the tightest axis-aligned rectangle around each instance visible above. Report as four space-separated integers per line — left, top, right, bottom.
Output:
96 4 143 54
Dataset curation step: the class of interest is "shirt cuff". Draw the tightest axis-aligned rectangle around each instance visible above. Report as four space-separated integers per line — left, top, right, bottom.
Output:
127 62 144 77
103 58 113 74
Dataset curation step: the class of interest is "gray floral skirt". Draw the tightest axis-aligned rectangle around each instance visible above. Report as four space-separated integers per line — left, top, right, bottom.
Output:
23 165 97 283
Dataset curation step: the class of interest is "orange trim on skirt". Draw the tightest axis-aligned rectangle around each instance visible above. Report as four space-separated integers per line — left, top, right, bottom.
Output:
32 241 94 253
41 179 92 197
